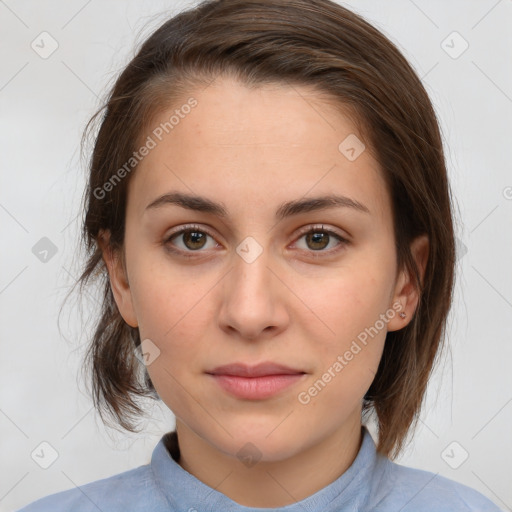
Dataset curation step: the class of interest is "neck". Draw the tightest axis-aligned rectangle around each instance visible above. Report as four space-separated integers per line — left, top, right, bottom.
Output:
174 414 364 508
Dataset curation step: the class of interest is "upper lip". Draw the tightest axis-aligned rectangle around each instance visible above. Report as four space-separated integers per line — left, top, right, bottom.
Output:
207 362 306 377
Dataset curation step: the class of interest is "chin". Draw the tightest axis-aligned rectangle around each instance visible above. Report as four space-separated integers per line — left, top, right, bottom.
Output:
217 422 308 463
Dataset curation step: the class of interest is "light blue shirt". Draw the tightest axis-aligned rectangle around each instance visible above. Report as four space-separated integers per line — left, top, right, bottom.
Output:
16 426 502 511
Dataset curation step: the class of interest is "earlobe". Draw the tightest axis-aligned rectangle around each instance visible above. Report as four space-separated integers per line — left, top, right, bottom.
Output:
98 229 138 328
387 234 429 332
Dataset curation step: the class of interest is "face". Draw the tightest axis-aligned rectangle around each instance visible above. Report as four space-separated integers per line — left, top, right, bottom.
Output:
103 75 426 462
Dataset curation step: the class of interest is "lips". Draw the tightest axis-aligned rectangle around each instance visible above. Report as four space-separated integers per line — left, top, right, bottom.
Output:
206 362 307 400
206 361 305 377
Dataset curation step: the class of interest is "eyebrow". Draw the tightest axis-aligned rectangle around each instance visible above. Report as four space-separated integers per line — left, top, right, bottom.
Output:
144 191 370 220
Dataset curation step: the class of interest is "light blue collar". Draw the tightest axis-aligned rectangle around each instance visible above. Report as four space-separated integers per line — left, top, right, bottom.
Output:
150 425 380 511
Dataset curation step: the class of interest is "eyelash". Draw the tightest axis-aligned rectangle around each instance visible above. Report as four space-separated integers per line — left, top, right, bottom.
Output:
164 223 349 259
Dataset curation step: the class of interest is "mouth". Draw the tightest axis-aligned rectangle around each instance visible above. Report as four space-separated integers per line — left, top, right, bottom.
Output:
205 361 307 400
206 361 306 378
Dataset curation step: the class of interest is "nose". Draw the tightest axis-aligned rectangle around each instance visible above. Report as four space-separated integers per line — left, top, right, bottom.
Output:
217 246 289 341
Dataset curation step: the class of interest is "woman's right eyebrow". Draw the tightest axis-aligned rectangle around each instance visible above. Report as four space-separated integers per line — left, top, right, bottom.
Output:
144 191 371 220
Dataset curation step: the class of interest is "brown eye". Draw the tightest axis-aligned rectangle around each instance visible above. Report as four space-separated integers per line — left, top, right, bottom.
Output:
294 225 349 256
180 230 207 250
165 225 218 254
305 231 330 251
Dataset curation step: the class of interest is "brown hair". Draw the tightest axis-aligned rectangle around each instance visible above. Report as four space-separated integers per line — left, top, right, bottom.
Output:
70 0 456 460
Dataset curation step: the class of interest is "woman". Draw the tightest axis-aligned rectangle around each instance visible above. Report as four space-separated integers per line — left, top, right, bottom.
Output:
17 0 502 510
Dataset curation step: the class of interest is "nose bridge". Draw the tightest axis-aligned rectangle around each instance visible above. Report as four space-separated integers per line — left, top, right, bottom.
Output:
218 235 287 339
230 237 274 304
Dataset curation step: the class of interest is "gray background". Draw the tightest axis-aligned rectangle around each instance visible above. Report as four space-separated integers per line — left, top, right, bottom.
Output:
1 0 511 510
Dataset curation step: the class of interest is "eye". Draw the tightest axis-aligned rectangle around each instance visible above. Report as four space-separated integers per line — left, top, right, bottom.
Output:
164 224 218 255
293 225 349 256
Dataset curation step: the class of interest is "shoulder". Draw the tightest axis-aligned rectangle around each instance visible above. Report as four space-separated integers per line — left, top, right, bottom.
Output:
15 464 168 512
371 457 503 512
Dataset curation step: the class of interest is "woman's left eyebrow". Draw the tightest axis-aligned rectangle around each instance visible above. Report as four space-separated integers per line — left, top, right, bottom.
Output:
144 191 371 220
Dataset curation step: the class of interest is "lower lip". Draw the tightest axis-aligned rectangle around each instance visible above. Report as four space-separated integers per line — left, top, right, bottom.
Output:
208 373 306 400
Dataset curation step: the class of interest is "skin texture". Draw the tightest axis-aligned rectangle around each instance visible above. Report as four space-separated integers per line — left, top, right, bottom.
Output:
101 75 429 508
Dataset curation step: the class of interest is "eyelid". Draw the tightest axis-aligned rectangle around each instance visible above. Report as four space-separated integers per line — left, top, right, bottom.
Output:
166 223 215 238
166 223 349 241
165 223 220 246
293 223 350 241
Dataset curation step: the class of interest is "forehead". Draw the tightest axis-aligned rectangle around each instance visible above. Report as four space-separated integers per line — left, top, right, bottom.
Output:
127 76 390 224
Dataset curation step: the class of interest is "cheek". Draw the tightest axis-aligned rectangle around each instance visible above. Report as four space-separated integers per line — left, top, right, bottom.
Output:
128 246 212 337
134 271 211 412
128 265 214 399
136 280 209 352
303 263 392 348
295 263 392 411
296 274 389 419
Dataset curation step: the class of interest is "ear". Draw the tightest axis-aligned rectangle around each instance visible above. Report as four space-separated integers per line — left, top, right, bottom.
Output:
98 229 138 328
387 234 429 332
